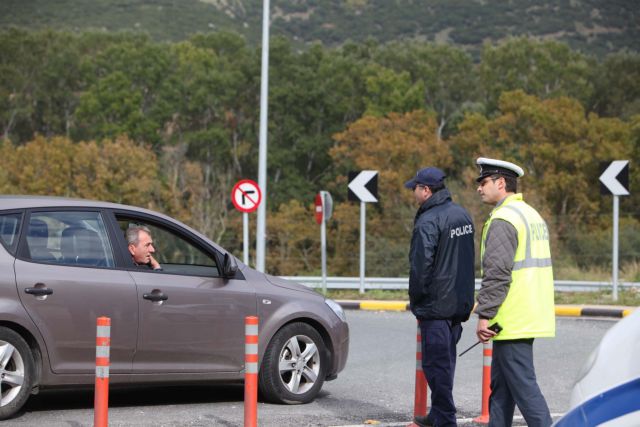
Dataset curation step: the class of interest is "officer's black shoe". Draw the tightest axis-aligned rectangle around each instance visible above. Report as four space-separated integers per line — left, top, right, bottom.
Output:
413 414 434 427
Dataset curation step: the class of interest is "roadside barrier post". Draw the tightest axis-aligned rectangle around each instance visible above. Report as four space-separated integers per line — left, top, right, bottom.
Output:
413 322 428 419
94 316 111 427
244 316 259 427
474 341 493 424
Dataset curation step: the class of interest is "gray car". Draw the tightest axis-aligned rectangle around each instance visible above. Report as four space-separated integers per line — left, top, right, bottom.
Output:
0 195 349 419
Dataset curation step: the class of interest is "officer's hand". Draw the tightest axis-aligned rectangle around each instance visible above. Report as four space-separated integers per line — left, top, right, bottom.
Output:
476 318 497 343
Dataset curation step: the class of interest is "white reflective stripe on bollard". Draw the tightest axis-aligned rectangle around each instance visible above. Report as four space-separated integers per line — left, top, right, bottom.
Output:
95 366 110 378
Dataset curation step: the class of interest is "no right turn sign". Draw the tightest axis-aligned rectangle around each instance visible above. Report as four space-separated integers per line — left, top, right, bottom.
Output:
231 179 262 213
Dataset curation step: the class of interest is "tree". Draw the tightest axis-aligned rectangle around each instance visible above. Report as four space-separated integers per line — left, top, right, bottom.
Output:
452 90 633 231
480 37 595 114
361 64 424 117
74 35 171 145
266 38 369 207
592 51 640 119
0 135 160 207
157 33 258 242
375 42 480 140
0 29 84 142
265 200 319 276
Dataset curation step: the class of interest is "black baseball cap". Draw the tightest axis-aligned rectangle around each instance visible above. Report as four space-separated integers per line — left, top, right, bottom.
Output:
404 167 446 189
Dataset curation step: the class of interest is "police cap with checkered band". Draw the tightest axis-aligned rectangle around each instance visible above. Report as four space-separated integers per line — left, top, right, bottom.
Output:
475 157 524 183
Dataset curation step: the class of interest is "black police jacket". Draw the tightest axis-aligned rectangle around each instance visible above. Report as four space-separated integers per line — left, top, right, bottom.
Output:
409 188 475 321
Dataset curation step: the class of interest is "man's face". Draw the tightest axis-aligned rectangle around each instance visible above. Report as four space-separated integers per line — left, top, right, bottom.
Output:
128 230 156 265
413 184 432 205
477 176 504 205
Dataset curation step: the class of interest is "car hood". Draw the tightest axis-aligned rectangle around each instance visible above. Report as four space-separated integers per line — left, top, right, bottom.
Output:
570 308 640 407
264 274 321 297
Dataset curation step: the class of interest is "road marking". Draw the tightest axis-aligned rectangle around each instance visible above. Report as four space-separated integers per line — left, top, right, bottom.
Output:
360 301 407 311
556 306 583 316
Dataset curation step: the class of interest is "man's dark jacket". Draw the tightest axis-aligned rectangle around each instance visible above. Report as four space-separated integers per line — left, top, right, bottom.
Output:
409 188 475 321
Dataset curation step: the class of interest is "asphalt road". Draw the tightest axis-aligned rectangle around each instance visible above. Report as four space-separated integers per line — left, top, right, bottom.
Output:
11 311 615 426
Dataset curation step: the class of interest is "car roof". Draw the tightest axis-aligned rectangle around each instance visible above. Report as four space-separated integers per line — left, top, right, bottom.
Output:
0 195 141 211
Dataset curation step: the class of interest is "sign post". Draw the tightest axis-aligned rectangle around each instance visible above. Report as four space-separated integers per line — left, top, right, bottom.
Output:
243 213 249 265
599 160 630 301
359 200 366 294
315 191 333 294
232 179 262 266
348 170 379 294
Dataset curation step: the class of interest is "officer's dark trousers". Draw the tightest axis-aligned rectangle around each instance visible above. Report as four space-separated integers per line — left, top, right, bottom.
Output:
489 339 552 427
419 319 462 427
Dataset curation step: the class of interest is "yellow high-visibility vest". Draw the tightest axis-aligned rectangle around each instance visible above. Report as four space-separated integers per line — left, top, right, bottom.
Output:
480 193 555 340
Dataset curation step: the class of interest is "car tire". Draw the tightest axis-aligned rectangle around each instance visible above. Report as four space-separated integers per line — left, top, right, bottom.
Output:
259 322 328 404
0 327 35 420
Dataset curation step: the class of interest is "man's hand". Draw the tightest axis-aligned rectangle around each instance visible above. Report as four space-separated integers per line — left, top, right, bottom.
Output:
149 255 162 270
476 318 497 343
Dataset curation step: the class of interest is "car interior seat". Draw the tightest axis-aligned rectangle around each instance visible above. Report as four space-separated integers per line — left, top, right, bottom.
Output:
26 218 57 262
60 226 107 267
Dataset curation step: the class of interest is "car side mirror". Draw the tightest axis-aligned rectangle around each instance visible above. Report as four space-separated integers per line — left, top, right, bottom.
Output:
222 253 238 278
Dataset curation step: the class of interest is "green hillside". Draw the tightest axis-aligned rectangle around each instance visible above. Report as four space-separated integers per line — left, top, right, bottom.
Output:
1 0 638 57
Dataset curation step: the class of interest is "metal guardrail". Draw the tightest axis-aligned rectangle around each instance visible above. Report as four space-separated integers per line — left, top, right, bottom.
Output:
281 276 640 292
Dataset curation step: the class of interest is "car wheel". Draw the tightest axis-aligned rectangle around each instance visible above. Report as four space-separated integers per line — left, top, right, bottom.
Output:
0 327 35 420
259 322 328 404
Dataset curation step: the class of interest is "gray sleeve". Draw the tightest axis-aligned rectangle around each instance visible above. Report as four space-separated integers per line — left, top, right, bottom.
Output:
475 219 518 319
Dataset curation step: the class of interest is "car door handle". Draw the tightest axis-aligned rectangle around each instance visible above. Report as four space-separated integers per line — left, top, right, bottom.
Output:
143 292 168 302
25 287 53 296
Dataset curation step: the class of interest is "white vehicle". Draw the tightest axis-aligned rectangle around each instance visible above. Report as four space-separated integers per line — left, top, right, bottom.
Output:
553 308 640 426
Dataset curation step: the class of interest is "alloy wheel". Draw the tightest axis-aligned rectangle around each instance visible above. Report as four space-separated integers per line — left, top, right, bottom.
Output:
278 334 320 395
0 340 25 407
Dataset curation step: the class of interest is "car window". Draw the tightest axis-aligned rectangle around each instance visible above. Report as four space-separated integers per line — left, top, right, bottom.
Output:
26 211 115 268
0 212 22 254
118 218 219 277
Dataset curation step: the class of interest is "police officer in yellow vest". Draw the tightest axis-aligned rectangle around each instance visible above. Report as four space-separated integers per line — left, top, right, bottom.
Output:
474 157 555 427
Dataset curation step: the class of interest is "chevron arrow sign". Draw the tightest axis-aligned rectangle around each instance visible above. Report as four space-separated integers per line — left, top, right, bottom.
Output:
599 160 629 196
348 170 378 203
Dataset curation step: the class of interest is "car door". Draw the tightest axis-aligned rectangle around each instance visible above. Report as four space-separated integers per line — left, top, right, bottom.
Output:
15 210 138 374
114 215 256 374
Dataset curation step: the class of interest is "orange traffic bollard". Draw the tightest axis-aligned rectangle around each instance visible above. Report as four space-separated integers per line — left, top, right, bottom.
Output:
94 316 111 427
244 316 259 427
474 341 493 424
411 322 428 426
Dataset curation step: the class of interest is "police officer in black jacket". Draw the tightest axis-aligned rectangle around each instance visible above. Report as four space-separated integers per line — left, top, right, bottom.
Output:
405 167 475 427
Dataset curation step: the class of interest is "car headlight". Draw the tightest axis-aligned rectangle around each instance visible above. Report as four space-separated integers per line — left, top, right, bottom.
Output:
325 298 347 323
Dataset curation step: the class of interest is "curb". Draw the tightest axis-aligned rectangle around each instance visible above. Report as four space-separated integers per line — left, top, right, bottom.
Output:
337 301 636 318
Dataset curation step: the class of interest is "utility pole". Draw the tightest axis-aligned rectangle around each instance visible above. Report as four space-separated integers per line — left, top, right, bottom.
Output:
256 0 270 272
